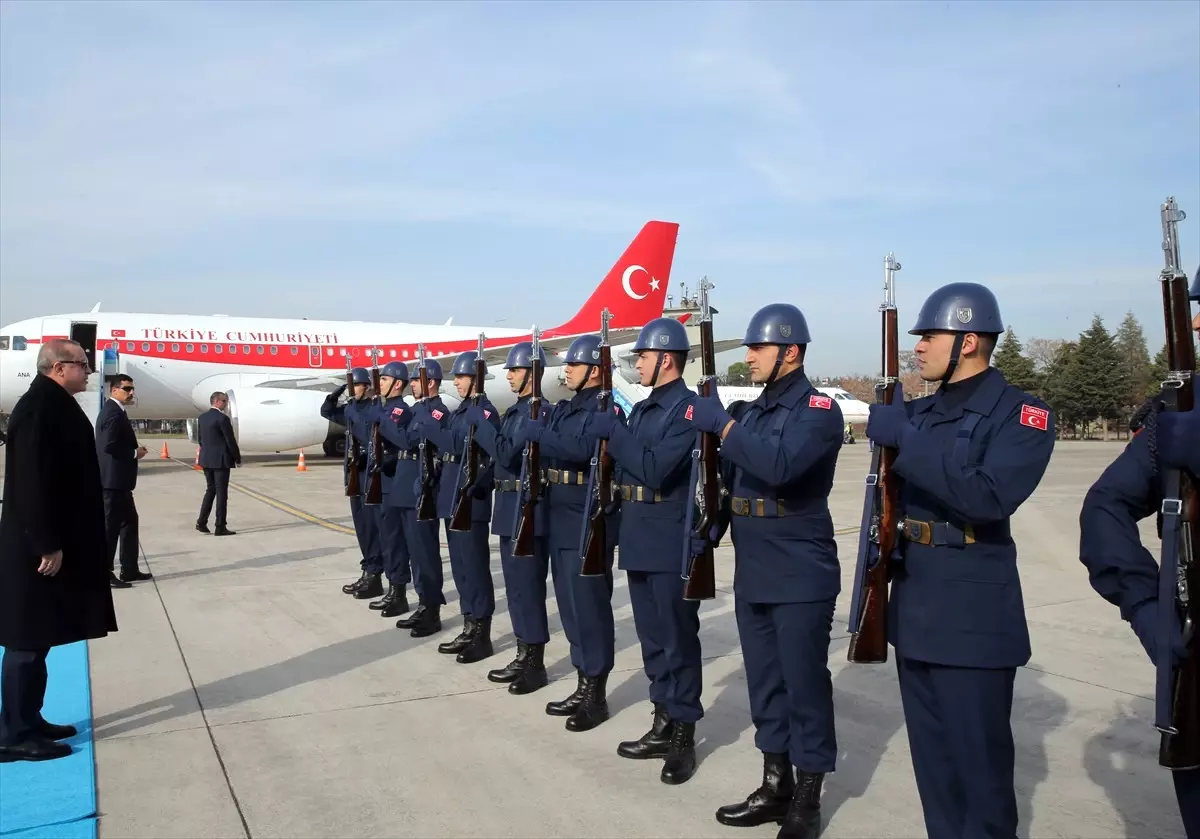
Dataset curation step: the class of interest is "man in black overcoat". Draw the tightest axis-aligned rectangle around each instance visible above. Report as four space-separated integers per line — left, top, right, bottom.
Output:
0 339 118 762
96 373 151 587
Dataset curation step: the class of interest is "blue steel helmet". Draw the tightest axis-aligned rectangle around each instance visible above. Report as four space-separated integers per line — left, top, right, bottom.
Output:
1191 264 1199 301
380 360 408 382
742 303 811 347
564 334 603 365
503 340 547 369
413 358 443 381
350 366 371 385
909 282 1004 336
633 317 691 353
451 350 485 378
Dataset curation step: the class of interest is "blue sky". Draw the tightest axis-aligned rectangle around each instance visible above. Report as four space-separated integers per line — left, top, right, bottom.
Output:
1 0 1197 375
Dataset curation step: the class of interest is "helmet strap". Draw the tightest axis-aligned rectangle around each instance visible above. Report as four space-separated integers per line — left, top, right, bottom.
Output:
572 365 597 393
647 352 665 388
517 369 529 395
941 333 966 385
765 346 788 386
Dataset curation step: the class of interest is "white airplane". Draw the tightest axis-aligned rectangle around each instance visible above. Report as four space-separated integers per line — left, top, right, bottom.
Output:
713 385 872 424
0 220 728 454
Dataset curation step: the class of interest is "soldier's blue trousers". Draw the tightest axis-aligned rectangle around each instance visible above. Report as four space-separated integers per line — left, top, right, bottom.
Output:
896 656 1017 839
735 598 836 773
447 521 494 618
553 545 614 677
1175 767 1199 839
402 509 445 607
379 506 411 587
627 570 703 723
499 535 550 644
351 494 384 575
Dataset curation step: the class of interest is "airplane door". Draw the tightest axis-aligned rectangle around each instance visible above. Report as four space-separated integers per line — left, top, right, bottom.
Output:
308 345 323 368
71 322 98 372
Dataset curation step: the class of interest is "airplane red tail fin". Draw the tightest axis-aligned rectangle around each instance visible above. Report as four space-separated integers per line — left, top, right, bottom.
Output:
547 220 679 336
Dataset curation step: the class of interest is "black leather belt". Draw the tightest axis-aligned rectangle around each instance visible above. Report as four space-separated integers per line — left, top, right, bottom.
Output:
620 484 662 503
901 518 975 547
494 479 520 492
546 468 586 485
731 497 790 517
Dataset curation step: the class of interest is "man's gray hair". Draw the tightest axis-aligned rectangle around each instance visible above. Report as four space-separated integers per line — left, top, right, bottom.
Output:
210 391 228 405
36 339 83 374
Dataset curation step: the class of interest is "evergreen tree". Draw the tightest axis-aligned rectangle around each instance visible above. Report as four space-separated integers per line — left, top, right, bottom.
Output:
1149 344 1168 393
722 361 752 386
992 327 1040 392
1113 311 1152 411
1073 315 1127 435
1041 340 1083 434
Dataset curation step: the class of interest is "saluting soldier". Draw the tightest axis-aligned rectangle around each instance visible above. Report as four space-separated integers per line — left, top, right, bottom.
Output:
1079 267 1200 838
366 361 414 618
517 334 623 732
416 350 503 663
467 340 553 694
378 358 449 638
688 304 843 838
321 366 386 599
865 283 1055 839
581 317 702 784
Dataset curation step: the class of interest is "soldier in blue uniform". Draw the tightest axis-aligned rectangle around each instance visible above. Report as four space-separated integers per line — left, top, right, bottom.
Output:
581 317 702 784
689 303 843 838
466 340 554 694
865 282 1056 839
321 366 386 599
1079 266 1200 839
377 358 449 638
517 334 623 732
365 361 413 618
416 350 503 663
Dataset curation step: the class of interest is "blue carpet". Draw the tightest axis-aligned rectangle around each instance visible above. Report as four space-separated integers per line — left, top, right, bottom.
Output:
0 642 97 837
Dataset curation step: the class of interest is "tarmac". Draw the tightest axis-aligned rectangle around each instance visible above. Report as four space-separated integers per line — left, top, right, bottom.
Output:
2 438 1188 838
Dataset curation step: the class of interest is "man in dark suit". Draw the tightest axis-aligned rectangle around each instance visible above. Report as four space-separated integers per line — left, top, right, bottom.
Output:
196 391 241 536
96 374 150 588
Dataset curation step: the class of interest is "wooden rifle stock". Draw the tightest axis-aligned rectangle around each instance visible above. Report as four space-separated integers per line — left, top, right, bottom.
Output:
580 309 614 577
364 350 384 505
343 358 361 498
683 278 719 602
513 328 543 557
450 335 487 532
416 344 439 521
847 254 903 664
1154 197 1200 769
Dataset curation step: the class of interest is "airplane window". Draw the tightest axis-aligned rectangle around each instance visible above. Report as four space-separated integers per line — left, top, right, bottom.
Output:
290 346 298 355
12 336 26 351
339 348 346 357
326 348 334 356
172 343 180 352
256 345 264 354
200 344 208 353
0 336 8 351
270 346 278 355
402 350 409 358
126 342 134 351
228 344 236 354
186 343 194 353
142 342 150 352
390 350 396 358
215 344 223 354
242 345 250 355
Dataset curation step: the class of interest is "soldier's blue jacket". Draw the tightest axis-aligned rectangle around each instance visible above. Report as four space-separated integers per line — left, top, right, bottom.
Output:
717 370 843 604
887 367 1055 669
419 394 501 521
321 390 372 481
472 395 548 539
364 396 408 493
377 395 448 508
592 377 695 573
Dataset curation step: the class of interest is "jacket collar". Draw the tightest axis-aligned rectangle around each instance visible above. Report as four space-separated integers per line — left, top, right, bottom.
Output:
912 367 1007 423
758 368 812 410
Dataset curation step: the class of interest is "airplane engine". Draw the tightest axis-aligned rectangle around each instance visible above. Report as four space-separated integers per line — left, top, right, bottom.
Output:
224 387 333 453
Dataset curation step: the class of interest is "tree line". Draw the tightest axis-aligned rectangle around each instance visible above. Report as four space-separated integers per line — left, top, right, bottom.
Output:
719 312 1197 440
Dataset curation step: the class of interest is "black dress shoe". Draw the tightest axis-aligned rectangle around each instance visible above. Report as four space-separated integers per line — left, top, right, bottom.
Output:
120 569 153 582
214 527 236 536
109 573 132 589
0 736 72 763
39 721 78 740
196 523 211 534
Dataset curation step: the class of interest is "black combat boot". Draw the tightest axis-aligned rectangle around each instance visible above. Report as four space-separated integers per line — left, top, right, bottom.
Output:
368 584 395 610
438 616 475 654
380 585 411 618
617 703 673 759
487 641 530 683
565 673 609 732
353 573 383 600
660 721 697 785
409 604 442 638
342 570 371 594
776 771 823 839
395 604 425 630
456 616 494 664
545 668 586 716
715 752 795 827
508 642 547 695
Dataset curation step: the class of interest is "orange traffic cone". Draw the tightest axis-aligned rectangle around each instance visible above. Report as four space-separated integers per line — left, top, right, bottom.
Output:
296 451 307 472
193 447 202 470
160 441 170 459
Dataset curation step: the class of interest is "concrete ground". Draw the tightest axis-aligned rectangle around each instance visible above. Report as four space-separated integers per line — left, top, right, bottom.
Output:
1 438 1187 838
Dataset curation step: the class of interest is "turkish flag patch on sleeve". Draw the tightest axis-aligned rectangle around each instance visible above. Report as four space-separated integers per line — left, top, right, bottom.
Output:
483 409 491 418
809 394 832 410
431 409 444 420
1019 404 1049 431
391 407 404 416
685 405 694 420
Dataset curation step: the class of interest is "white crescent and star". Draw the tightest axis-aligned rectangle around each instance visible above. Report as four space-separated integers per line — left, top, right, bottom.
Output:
621 264 660 301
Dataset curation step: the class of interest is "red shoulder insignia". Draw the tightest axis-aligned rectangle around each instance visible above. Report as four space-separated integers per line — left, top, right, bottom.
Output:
685 404 694 420
391 407 404 416
1019 404 1049 431
809 394 832 410
483 409 491 419
431 409 444 421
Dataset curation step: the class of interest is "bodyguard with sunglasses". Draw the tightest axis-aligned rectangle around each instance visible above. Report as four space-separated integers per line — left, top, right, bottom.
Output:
96 374 151 587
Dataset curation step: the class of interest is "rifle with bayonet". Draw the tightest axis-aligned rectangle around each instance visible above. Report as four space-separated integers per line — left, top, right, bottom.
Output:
682 278 720 601
512 327 544 557
450 333 487 532
343 354 361 498
580 308 615 577
1154 197 1200 770
847 253 904 664
364 347 384 506
416 342 440 521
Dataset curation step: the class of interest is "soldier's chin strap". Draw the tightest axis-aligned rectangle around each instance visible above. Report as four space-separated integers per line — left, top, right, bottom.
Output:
517 369 530 396
764 345 790 387
571 364 597 394
647 352 666 388
941 333 967 385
